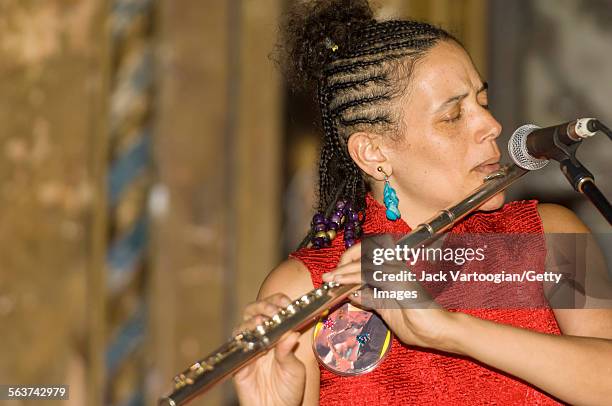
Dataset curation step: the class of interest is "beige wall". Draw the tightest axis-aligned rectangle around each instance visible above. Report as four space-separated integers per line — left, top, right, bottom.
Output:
0 1 108 405
150 1 282 404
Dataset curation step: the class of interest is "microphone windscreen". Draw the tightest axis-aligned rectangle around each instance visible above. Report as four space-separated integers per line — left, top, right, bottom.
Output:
508 124 549 171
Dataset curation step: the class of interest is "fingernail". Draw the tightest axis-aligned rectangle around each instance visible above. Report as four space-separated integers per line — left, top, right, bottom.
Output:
322 273 331 281
281 297 290 306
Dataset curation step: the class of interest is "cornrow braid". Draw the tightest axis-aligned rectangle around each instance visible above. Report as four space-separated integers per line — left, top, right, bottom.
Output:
279 0 458 248
316 29 453 214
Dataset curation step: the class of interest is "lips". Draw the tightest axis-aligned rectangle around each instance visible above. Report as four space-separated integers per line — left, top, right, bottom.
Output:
473 158 501 175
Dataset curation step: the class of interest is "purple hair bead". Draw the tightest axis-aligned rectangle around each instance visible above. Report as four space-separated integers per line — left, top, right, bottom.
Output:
314 223 327 232
312 213 326 225
309 198 365 250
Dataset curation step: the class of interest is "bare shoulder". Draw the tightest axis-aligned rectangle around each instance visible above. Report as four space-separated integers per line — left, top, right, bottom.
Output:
258 258 314 300
537 203 590 233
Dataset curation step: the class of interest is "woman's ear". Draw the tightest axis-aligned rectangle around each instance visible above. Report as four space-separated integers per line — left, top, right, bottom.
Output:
347 132 390 180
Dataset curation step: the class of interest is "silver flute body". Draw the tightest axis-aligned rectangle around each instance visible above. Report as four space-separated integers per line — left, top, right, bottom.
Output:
159 164 528 406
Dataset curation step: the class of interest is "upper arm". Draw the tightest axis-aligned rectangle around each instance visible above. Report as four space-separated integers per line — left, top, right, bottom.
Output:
258 258 321 405
537 203 589 234
538 203 612 339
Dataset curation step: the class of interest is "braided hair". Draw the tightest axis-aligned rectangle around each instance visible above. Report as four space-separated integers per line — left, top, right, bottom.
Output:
278 0 458 247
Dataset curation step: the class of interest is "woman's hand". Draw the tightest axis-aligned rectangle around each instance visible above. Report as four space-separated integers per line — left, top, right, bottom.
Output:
232 294 306 406
322 241 462 354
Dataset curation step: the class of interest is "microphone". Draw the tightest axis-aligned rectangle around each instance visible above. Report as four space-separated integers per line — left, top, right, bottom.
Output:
508 118 597 170
508 118 612 224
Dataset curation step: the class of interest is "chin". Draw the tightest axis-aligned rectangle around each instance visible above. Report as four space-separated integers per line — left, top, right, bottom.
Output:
478 191 506 212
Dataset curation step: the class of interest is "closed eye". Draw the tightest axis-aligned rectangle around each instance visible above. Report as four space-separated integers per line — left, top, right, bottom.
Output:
444 108 463 123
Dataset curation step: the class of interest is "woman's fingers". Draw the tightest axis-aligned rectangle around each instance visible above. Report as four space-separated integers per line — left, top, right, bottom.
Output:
235 293 294 335
333 271 362 284
232 314 268 336
338 242 361 265
267 293 291 307
322 261 361 283
274 331 305 381
243 302 279 321
327 261 361 276
274 331 301 361
243 293 291 320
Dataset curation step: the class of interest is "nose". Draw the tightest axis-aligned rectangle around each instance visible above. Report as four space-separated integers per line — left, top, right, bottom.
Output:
475 109 502 144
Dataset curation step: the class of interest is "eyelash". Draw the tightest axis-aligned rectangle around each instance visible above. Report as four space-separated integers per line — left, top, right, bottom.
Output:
444 103 489 123
445 112 462 123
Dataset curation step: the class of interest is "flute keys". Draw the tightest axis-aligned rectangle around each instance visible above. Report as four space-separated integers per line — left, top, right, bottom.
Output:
314 288 324 297
286 304 296 314
190 362 205 375
255 324 266 335
174 374 187 389
205 353 222 367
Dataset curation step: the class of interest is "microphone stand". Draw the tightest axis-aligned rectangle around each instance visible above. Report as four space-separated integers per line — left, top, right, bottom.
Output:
560 158 612 225
553 120 612 225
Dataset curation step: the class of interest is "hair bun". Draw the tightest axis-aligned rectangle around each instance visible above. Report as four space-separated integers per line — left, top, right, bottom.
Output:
278 0 375 90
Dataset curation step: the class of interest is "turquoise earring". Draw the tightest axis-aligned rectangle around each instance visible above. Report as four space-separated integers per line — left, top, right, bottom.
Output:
378 167 401 221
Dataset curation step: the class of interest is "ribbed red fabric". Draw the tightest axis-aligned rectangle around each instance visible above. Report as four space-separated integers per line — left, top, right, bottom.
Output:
290 194 562 405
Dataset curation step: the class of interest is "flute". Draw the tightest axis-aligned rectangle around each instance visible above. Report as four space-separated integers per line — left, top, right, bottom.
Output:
159 164 529 406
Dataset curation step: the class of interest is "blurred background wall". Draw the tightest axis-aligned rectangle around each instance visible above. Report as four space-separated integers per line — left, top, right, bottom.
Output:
0 1 609 406
488 0 611 233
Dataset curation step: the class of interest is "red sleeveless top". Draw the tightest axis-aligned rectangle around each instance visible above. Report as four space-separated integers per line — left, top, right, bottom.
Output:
290 194 562 405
